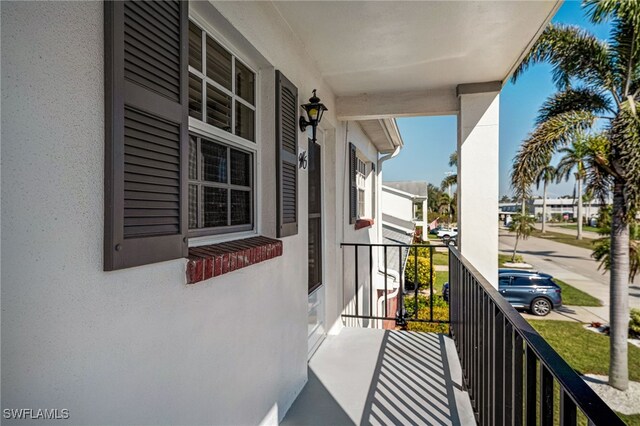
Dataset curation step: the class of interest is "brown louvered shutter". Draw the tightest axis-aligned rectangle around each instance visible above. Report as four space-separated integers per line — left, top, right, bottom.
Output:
104 0 188 271
276 71 298 237
349 143 357 224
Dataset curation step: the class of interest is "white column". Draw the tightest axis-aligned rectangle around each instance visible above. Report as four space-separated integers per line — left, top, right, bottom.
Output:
421 198 429 241
457 85 500 287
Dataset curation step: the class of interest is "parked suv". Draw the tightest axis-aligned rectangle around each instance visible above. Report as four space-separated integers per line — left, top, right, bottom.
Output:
498 269 562 316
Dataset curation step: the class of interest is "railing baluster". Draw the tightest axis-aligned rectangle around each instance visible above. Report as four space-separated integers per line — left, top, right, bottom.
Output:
369 245 373 321
540 364 554 426
525 346 537 426
483 291 490 426
513 332 524 425
397 247 404 324
494 310 505 426
560 388 577 426
383 246 388 318
414 247 418 319
504 322 514 425
354 245 359 318
429 246 434 322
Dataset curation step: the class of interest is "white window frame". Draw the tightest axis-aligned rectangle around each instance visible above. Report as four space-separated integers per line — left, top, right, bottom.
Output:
188 12 262 246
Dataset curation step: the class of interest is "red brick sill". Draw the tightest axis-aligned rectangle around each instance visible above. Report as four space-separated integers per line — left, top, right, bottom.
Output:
355 218 374 230
186 236 283 284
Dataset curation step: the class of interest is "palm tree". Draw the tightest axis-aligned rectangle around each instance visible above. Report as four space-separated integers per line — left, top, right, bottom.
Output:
510 0 640 390
593 205 640 282
534 160 557 233
441 152 458 191
555 134 590 239
509 213 536 262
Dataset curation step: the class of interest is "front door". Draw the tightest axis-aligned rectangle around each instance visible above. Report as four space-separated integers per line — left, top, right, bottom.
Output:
307 133 325 357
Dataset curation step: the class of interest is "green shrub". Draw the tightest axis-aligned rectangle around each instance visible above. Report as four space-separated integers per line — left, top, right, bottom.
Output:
406 305 449 334
405 255 436 286
631 309 640 335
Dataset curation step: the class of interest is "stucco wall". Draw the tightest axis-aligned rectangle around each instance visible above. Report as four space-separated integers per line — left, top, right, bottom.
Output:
0 1 380 424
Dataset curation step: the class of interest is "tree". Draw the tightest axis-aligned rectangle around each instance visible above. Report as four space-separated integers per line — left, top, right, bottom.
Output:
508 213 536 262
441 152 458 191
534 159 557 233
510 0 640 390
592 205 640 282
555 134 590 239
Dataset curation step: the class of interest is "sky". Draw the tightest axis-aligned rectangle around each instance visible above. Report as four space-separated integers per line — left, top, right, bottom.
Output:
383 1 611 198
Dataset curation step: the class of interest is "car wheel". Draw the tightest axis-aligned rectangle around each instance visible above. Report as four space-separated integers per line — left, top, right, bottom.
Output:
442 235 450 242
530 297 551 316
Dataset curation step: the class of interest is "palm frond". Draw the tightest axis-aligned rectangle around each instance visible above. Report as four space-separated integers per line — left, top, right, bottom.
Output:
536 88 613 125
511 110 596 193
609 98 640 214
512 24 612 91
448 152 457 168
440 173 457 191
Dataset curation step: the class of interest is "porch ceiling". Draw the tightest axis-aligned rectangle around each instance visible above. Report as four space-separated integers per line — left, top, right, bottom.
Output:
272 1 560 100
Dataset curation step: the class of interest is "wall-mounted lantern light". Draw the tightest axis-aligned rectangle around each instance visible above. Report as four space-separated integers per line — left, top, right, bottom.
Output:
299 89 328 143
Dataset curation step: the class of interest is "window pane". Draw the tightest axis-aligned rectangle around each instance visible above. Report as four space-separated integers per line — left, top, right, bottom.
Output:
206 84 232 133
203 187 228 227
235 60 255 105
201 139 227 183
206 35 232 90
189 21 202 70
188 73 202 120
189 184 198 229
236 102 255 141
230 190 251 225
189 135 197 180
230 149 251 187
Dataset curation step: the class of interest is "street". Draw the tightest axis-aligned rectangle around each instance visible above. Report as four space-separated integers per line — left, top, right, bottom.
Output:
499 228 640 322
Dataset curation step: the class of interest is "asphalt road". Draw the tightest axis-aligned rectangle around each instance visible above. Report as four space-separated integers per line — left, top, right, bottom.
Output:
499 228 640 321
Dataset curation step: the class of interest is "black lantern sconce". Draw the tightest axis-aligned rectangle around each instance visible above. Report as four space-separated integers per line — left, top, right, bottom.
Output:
299 89 328 143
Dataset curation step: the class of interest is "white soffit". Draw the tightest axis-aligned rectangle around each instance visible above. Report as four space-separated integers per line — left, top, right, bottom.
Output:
358 119 403 154
271 1 560 97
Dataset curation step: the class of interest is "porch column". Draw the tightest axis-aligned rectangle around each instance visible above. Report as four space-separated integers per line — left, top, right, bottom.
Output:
457 83 500 287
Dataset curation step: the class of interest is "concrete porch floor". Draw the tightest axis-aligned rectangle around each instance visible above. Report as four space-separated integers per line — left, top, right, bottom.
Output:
282 327 476 426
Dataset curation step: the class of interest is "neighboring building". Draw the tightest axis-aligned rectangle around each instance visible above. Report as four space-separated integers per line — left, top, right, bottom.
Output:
499 199 610 222
2 1 590 424
382 181 429 239
527 197 609 221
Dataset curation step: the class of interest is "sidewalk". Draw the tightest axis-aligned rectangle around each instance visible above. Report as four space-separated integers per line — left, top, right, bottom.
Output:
535 223 600 240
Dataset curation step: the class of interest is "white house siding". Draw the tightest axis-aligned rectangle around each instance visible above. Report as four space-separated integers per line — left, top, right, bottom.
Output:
1 1 382 424
381 187 415 224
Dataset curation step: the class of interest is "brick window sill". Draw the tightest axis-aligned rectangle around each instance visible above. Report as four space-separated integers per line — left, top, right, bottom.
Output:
186 236 283 284
355 218 374 230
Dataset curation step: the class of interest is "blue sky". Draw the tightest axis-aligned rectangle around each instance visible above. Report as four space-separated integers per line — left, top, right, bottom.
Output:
383 1 610 198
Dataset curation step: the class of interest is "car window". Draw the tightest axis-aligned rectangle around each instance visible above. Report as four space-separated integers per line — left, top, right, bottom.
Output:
499 277 511 287
512 277 531 286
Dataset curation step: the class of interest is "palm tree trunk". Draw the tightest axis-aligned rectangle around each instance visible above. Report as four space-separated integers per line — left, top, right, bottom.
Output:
576 176 583 240
542 181 548 233
609 179 629 390
512 235 520 263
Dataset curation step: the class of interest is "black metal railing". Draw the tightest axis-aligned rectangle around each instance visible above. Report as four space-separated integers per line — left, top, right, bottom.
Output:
449 246 623 425
340 242 449 325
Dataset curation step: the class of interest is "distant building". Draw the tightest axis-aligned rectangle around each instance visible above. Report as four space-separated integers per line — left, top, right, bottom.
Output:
498 198 610 222
381 181 428 241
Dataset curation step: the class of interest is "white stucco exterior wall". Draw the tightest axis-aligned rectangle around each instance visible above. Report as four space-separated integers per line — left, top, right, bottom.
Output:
457 91 500 287
0 2 383 424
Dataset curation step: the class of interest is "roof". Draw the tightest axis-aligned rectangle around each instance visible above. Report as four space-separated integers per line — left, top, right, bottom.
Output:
383 181 428 197
382 225 413 274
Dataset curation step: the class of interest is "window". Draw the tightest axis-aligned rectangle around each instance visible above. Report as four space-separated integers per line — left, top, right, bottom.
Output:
356 157 367 218
188 19 257 236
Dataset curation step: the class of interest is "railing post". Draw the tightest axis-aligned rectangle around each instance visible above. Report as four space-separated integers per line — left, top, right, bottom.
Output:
354 245 359 319
396 247 406 326
540 364 554 426
525 346 537 426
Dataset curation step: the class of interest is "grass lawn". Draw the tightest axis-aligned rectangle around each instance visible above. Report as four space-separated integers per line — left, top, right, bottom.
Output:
531 229 596 250
554 278 603 307
528 320 640 381
559 224 602 233
434 271 448 293
529 320 640 425
432 251 449 266
498 253 525 266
